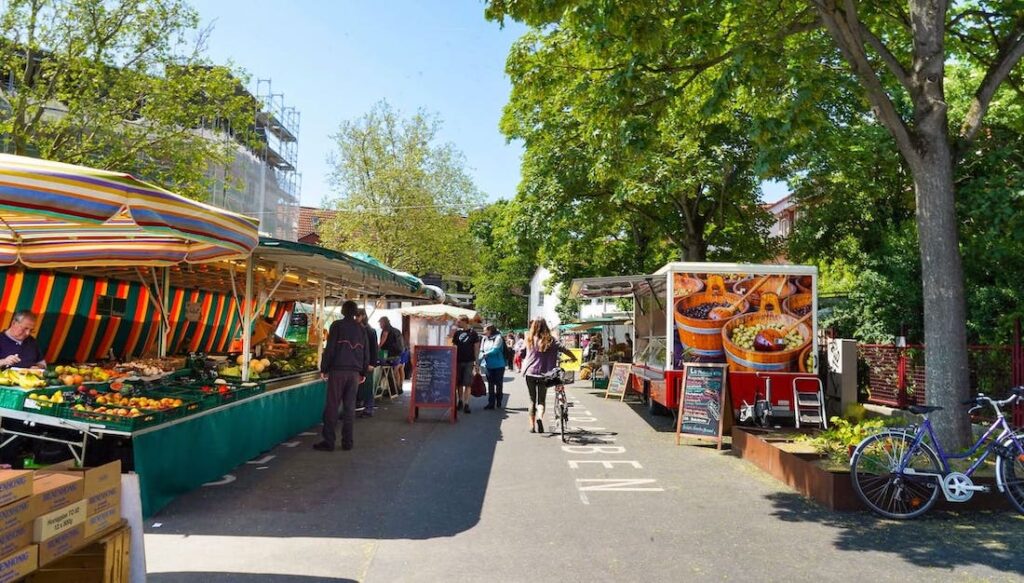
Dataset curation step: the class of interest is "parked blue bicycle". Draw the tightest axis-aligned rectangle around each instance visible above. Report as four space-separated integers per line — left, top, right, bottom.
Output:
850 386 1024 519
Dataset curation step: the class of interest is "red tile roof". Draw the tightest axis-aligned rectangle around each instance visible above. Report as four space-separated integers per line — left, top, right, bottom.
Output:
297 206 337 245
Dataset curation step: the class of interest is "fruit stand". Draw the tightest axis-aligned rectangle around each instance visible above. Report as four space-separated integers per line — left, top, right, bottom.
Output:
0 155 440 516
570 263 820 420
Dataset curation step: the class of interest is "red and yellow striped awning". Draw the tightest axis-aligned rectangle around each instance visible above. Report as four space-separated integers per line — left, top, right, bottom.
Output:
0 154 259 268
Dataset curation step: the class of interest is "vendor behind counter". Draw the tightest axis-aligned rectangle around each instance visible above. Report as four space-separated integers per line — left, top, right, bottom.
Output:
0 310 46 369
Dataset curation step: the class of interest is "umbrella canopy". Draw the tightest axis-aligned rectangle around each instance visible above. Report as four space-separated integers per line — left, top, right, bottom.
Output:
399 303 479 322
0 154 259 268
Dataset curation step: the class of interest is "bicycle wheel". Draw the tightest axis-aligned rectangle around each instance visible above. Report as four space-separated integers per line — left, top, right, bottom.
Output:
997 437 1024 514
850 430 942 519
558 402 567 442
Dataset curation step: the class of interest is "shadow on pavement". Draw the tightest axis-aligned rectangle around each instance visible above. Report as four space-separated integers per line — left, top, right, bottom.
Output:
146 392 506 541
766 491 1024 576
149 573 357 583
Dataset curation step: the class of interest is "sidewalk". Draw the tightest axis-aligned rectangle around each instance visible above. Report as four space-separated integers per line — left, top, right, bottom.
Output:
145 374 1024 582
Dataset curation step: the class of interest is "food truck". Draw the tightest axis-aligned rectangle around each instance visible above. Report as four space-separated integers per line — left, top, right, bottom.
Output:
570 263 822 422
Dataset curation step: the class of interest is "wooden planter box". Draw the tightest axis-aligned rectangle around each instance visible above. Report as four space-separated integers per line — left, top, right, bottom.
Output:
732 427 1011 512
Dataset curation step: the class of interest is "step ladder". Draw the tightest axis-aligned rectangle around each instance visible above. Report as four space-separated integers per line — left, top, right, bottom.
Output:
793 378 827 429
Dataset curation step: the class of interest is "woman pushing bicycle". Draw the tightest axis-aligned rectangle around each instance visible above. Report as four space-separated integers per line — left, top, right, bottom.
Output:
522 318 577 433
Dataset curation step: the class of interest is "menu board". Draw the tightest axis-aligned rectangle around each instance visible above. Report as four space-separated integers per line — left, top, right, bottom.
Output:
409 346 457 423
604 363 631 401
676 363 730 448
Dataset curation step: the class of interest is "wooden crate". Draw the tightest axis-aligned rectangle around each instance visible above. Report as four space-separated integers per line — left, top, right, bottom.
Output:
26 523 130 583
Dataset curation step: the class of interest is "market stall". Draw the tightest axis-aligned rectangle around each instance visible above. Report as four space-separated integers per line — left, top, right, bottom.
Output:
0 155 439 516
571 263 820 421
400 304 480 348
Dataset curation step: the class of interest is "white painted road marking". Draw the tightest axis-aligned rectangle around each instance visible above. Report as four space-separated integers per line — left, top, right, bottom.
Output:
280 441 300 448
202 474 236 487
248 455 276 465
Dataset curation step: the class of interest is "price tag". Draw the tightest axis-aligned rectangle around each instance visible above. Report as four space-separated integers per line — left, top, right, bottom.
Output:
185 302 202 322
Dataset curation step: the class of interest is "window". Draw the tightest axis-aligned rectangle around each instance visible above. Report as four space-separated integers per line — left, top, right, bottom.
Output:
387 301 402 310
311 216 321 230
537 290 545 307
95 295 127 317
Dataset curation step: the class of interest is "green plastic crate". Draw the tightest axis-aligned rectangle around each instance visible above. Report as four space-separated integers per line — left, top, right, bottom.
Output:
55 404 163 431
592 377 609 390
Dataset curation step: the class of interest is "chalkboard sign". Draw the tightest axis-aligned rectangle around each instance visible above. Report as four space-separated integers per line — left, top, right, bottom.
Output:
604 363 631 401
675 363 730 448
409 346 457 423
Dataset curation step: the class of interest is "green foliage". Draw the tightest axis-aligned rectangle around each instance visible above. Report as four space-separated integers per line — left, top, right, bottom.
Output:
468 200 535 329
798 416 896 466
321 101 484 277
0 0 257 201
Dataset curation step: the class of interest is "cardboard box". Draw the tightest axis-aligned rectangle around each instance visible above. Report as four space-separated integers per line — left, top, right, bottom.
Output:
83 504 120 540
0 471 32 508
32 499 86 542
0 522 30 559
29 474 83 518
0 498 32 536
0 544 37 583
86 484 120 517
37 524 83 567
42 460 120 500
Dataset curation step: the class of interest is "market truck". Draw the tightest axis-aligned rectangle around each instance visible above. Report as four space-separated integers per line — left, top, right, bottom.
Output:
570 262 821 421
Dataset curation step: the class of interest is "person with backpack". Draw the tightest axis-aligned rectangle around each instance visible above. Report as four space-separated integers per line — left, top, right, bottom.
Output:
480 324 507 410
522 318 576 433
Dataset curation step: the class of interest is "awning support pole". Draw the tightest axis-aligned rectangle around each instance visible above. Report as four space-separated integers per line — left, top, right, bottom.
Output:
159 267 170 358
241 255 254 382
316 281 327 362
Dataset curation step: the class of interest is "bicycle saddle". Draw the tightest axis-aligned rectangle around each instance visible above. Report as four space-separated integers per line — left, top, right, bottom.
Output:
908 405 943 415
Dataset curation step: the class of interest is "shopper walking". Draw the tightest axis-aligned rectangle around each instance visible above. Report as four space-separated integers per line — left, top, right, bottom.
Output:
316 301 370 452
480 325 507 410
451 315 480 414
513 333 526 372
504 332 516 372
522 318 576 433
355 308 379 418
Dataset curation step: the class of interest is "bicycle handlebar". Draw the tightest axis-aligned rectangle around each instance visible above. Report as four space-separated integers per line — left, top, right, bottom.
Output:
962 387 1024 415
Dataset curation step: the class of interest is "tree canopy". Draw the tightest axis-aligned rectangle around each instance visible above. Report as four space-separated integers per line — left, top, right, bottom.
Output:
320 101 484 277
0 0 257 201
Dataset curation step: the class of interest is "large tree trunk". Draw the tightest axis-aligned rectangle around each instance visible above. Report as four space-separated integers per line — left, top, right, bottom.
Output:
910 138 972 449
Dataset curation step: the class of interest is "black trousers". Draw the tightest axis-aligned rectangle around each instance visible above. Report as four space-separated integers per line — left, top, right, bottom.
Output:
525 376 547 418
486 367 505 406
323 370 360 447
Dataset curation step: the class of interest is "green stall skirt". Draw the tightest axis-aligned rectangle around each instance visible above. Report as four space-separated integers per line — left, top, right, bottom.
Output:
133 379 326 517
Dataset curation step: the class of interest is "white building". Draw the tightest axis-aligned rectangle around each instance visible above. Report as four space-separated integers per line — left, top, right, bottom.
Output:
529 266 562 329
529 266 626 329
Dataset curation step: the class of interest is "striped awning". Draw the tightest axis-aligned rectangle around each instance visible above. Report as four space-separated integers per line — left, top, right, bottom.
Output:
0 154 260 268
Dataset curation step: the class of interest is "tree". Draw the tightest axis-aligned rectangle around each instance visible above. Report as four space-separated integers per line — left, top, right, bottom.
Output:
501 27 778 264
320 101 484 277
486 0 1024 448
0 0 257 201
469 200 535 329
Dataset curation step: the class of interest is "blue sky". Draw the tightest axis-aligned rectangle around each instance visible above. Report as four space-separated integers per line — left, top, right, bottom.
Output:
190 1 787 207
190 0 527 207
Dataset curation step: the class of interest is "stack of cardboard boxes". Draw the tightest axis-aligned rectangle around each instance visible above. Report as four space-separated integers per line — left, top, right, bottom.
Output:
0 460 123 581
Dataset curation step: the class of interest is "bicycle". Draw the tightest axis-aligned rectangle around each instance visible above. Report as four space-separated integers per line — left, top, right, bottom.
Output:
547 360 576 442
849 386 1024 519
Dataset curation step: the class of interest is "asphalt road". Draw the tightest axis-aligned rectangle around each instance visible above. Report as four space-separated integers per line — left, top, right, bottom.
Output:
144 374 1024 582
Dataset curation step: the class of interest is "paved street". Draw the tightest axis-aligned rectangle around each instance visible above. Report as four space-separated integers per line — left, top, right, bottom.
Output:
145 374 1024 582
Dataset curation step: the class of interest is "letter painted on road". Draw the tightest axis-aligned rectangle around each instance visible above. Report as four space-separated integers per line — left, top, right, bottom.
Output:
561 446 625 454
576 479 664 492
568 460 643 469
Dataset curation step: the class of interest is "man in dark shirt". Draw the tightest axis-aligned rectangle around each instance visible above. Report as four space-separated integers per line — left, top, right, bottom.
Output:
0 311 45 369
450 314 480 414
316 301 369 452
355 308 379 418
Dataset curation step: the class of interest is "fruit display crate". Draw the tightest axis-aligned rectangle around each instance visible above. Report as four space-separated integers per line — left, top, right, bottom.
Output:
51 404 165 431
151 384 263 411
6 387 66 412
